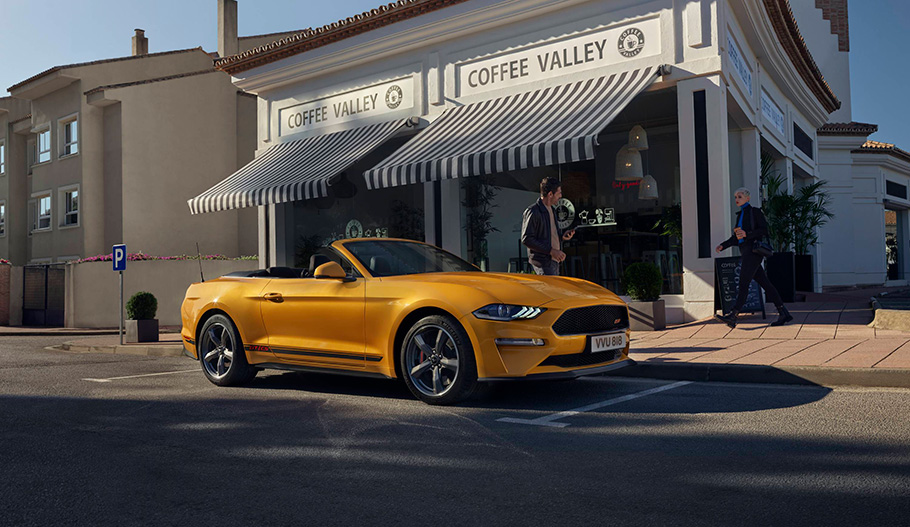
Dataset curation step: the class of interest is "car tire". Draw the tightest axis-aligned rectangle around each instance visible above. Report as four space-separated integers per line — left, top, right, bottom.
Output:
400 314 478 405
198 314 258 387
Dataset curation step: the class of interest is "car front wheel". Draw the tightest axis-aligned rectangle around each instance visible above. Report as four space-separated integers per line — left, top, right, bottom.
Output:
198 314 257 387
401 314 478 405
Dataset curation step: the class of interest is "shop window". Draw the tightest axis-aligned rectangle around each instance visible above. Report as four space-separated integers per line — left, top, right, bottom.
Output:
291 135 426 268
465 90 683 294
59 114 79 157
36 127 51 164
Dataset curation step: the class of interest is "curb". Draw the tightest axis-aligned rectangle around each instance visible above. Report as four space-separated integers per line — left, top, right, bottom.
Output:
2 330 121 337
56 341 186 358
608 361 910 389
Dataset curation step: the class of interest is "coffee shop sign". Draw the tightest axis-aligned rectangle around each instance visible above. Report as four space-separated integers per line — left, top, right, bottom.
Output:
279 77 414 137
458 17 659 96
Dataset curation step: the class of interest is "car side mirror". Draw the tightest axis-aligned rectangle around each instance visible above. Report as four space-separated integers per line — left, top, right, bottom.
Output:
314 261 354 281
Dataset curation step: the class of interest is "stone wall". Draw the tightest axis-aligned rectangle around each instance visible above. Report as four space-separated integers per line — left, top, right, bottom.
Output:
65 260 257 328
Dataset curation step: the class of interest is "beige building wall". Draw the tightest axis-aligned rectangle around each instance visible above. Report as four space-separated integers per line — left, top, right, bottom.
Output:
0 97 31 265
97 71 256 257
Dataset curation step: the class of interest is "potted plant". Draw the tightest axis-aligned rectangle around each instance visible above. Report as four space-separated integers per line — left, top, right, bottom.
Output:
792 180 834 292
461 175 500 270
125 291 159 343
623 262 665 330
761 155 796 303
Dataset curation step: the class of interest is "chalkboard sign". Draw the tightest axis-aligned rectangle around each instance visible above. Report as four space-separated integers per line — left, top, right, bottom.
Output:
714 257 766 317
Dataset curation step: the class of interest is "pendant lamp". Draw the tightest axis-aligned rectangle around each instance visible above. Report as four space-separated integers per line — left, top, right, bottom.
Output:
638 174 659 200
615 145 643 181
628 125 649 150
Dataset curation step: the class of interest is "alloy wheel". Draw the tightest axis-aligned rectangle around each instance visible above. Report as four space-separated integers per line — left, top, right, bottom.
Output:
201 323 235 379
405 325 460 397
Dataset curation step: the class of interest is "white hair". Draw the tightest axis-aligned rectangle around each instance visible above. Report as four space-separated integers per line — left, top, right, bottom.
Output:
734 187 751 197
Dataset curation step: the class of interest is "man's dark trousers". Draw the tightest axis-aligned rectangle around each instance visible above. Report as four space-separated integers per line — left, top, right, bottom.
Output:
734 251 782 310
531 259 559 276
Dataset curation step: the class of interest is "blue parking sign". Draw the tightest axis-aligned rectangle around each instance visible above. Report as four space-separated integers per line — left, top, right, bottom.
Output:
113 244 127 271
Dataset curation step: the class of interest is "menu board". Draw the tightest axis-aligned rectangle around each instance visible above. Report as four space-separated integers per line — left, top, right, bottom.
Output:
715 257 765 317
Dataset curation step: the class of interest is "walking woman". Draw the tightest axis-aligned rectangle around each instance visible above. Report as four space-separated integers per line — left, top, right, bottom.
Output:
715 188 793 328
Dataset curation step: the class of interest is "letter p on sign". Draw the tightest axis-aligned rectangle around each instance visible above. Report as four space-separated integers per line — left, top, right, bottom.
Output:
113 244 127 271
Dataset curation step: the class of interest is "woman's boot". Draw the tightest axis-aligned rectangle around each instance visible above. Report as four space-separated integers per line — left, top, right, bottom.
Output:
770 305 793 327
715 309 739 329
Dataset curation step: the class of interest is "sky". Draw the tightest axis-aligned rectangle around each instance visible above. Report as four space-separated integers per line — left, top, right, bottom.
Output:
0 0 908 148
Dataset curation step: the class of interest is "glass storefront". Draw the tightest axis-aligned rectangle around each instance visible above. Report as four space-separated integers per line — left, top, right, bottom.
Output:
460 89 683 294
292 135 426 268
886 209 902 280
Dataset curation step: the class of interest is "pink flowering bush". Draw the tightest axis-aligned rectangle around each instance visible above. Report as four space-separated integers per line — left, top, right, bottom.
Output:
73 252 257 264
0 258 10 265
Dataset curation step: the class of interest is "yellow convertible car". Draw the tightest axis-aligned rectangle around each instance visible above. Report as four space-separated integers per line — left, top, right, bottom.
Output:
181 238 631 405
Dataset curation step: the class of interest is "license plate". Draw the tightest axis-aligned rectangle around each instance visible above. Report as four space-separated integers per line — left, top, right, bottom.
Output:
590 332 626 353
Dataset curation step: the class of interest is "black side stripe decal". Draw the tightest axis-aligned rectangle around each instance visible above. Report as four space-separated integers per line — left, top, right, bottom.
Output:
246 346 382 362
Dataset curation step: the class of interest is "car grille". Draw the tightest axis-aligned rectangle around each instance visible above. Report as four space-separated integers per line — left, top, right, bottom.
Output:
540 350 623 368
551 305 629 336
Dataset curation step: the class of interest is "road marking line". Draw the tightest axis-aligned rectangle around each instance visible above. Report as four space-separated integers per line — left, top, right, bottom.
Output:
82 370 198 383
498 380 693 427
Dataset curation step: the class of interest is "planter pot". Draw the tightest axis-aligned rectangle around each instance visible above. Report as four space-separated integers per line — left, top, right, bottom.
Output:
628 299 666 331
766 252 795 303
795 254 814 292
126 319 159 343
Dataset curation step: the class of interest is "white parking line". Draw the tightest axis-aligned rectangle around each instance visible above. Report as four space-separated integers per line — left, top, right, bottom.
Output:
498 380 693 428
82 370 198 383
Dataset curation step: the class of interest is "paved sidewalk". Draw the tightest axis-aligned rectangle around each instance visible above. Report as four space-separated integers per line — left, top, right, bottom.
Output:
57 332 185 357
620 300 910 388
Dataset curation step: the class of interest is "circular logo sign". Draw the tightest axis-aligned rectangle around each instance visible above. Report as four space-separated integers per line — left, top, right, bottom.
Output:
345 219 363 239
385 85 403 109
555 198 576 230
618 28 645 58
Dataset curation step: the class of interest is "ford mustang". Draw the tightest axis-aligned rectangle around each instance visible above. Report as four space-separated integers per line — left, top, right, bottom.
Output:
181 238 631 404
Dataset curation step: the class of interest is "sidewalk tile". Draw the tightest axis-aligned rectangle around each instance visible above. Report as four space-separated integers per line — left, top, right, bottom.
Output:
660 325 708 339
795 324 837 340
649 339 749 363
688 339 780 364
776 339 864 367
834 325 875 340
825 339 908 368
875 341 910 368
726 320 768 339
691 323 733 339
731 340 821 365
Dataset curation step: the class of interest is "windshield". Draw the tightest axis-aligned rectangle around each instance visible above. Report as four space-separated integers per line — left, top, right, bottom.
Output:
343 240 479 277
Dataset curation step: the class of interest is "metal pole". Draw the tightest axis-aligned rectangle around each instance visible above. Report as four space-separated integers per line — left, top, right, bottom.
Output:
119 270 124 345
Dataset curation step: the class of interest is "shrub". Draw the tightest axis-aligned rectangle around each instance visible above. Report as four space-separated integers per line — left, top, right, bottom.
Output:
623 263 662 301
126 291 158 320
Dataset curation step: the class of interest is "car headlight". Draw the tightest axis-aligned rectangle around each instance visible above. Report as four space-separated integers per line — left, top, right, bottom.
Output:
472 304 546 321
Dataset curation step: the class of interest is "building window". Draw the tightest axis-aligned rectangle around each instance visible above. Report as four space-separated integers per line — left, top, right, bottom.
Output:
0 201 6 237
59 185 79 227
36 127 51 164
27 138 36 174
793 123 814 160
33 193 51 231
59 114 79 156
0 140 6 175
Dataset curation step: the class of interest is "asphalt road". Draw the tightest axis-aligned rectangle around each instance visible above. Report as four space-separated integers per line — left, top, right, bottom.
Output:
1 336 909 526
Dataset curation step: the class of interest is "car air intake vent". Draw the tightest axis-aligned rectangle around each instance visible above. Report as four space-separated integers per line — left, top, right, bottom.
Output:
541 350 622 368
552 305 629 336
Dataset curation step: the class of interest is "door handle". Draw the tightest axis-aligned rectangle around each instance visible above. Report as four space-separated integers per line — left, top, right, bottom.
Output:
264 292 283 303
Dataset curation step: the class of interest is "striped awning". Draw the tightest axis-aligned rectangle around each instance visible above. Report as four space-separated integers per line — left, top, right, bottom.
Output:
364 66 661 189
188 119 412 214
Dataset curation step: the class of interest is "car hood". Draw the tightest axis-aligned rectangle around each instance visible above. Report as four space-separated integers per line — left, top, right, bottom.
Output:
381 272 623 307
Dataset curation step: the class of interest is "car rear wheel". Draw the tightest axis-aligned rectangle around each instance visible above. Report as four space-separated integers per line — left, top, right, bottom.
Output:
198 314 257 386
401 314 477 405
